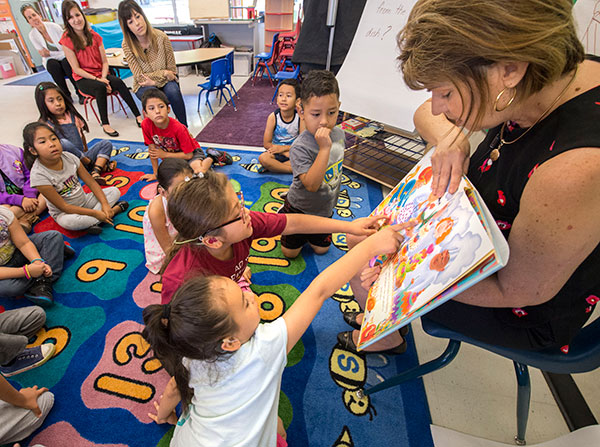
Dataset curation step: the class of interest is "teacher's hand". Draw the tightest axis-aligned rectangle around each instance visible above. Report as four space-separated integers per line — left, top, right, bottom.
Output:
430 126 470 198
163 70 177 82
38 49 50 58
139 74 157 87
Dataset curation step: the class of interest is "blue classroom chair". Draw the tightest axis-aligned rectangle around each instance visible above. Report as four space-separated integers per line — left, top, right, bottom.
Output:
270 64 301 103
197 59 237 115
225 51 239 99
252 32 279 86
359 316 600 445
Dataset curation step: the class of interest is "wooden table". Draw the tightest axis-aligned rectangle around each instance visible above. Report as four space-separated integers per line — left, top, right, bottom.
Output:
106 47 233 72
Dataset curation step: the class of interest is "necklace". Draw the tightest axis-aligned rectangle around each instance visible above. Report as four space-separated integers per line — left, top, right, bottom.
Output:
489 66 578 163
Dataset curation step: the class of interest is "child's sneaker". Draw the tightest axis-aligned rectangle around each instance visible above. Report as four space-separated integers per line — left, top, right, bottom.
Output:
206 148 233 166
24 278 54 307
0 344 56 377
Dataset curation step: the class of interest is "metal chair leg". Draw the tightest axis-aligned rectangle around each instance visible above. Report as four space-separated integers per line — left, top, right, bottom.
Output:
359 340 461 398
514 361 530 445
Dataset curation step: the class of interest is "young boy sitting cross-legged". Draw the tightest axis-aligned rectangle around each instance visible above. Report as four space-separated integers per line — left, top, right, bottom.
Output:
140 88 230 182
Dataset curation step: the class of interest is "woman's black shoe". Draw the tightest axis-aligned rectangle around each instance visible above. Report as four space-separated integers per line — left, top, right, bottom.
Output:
103 128 119 137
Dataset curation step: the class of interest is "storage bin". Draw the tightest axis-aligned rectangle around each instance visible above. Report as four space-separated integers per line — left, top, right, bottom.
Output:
233 50 253 76
0 57 16 79
264 13 293 31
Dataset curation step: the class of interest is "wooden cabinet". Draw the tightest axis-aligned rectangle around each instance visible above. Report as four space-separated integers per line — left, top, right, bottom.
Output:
264 0 294 51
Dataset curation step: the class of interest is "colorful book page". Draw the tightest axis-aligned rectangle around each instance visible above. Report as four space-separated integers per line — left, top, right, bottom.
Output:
357 152 499 350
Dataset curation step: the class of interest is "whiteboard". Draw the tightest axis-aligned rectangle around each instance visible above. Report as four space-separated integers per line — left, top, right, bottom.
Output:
189 0 230 19
336 0 429 132
573 0 600 56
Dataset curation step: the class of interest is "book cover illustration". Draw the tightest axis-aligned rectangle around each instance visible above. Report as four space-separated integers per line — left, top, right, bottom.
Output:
357 151 508 350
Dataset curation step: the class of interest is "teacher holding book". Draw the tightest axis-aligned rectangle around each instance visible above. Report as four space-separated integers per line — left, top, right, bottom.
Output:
342 0 599 354
340 0 599 354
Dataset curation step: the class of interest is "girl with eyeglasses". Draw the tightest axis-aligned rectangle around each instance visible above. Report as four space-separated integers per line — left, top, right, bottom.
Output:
159 170 386 304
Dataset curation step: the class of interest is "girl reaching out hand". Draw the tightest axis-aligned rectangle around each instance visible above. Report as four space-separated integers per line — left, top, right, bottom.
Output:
142 223 408 446
23 122 128 235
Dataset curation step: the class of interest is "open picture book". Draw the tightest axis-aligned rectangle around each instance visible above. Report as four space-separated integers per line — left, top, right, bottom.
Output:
357 150 510 351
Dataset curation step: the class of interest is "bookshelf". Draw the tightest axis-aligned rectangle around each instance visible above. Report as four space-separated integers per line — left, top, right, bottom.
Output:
264 0 293 51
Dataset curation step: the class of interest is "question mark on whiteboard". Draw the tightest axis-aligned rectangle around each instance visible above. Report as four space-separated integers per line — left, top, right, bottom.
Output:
381 25 392 40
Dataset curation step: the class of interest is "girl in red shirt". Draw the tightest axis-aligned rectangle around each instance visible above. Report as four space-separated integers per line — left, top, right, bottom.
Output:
59 0 143 137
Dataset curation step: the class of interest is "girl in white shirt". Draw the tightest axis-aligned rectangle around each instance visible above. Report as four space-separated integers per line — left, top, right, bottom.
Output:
21 3 84 104
142 224 406 446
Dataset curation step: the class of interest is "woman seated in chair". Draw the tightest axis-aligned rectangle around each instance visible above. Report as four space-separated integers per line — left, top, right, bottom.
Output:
21 3 85 105
117 0 187 126
341 0 600 354
59 0 143 137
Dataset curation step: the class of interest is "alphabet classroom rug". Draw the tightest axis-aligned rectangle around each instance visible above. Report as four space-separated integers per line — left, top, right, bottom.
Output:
1 140 433 447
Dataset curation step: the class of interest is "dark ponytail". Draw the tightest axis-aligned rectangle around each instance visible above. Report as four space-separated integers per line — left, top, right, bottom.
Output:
142 275 238 411
160 170 231 274
156 158 193 194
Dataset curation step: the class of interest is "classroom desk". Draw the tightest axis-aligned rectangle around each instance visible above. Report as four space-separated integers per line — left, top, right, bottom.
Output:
167 35 203 50
106 47 233 75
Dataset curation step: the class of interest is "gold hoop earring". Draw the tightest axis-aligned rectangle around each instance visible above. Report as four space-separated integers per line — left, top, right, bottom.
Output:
494 88 516 112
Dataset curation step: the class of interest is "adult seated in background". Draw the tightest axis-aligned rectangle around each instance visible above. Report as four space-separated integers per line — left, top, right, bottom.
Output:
339 0 600 354
20 4 85 105
118 0 187 126
59 0 143 137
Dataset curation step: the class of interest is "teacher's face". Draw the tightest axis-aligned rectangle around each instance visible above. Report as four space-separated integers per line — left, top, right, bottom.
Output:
23 8 43 28
126 10 147 39
67 7 85 33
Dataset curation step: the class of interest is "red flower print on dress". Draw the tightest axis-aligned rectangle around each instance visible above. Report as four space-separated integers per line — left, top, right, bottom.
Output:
497 190 506 206
512 308 527 317
586 295 599 305
528 164 539 178
548 140 555 151
479 158 492 173
586 306 593 313
560 345 570 354
497 220 512 231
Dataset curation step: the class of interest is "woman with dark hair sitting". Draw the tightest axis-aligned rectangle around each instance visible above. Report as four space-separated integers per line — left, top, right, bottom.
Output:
21 3 84 105
117 0 187 126
59 0 143 137
340 0 600 354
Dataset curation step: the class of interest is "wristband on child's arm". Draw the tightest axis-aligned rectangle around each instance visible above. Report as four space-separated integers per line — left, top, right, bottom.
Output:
31 258 45 264
23 265 31 279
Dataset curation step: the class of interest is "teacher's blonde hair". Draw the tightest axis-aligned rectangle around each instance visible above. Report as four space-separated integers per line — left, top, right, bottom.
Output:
397 0 584 131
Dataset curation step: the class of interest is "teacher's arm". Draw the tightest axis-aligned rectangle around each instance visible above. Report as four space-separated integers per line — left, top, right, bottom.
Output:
450 148 600 309
99 44 110 79
122 40 157 86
